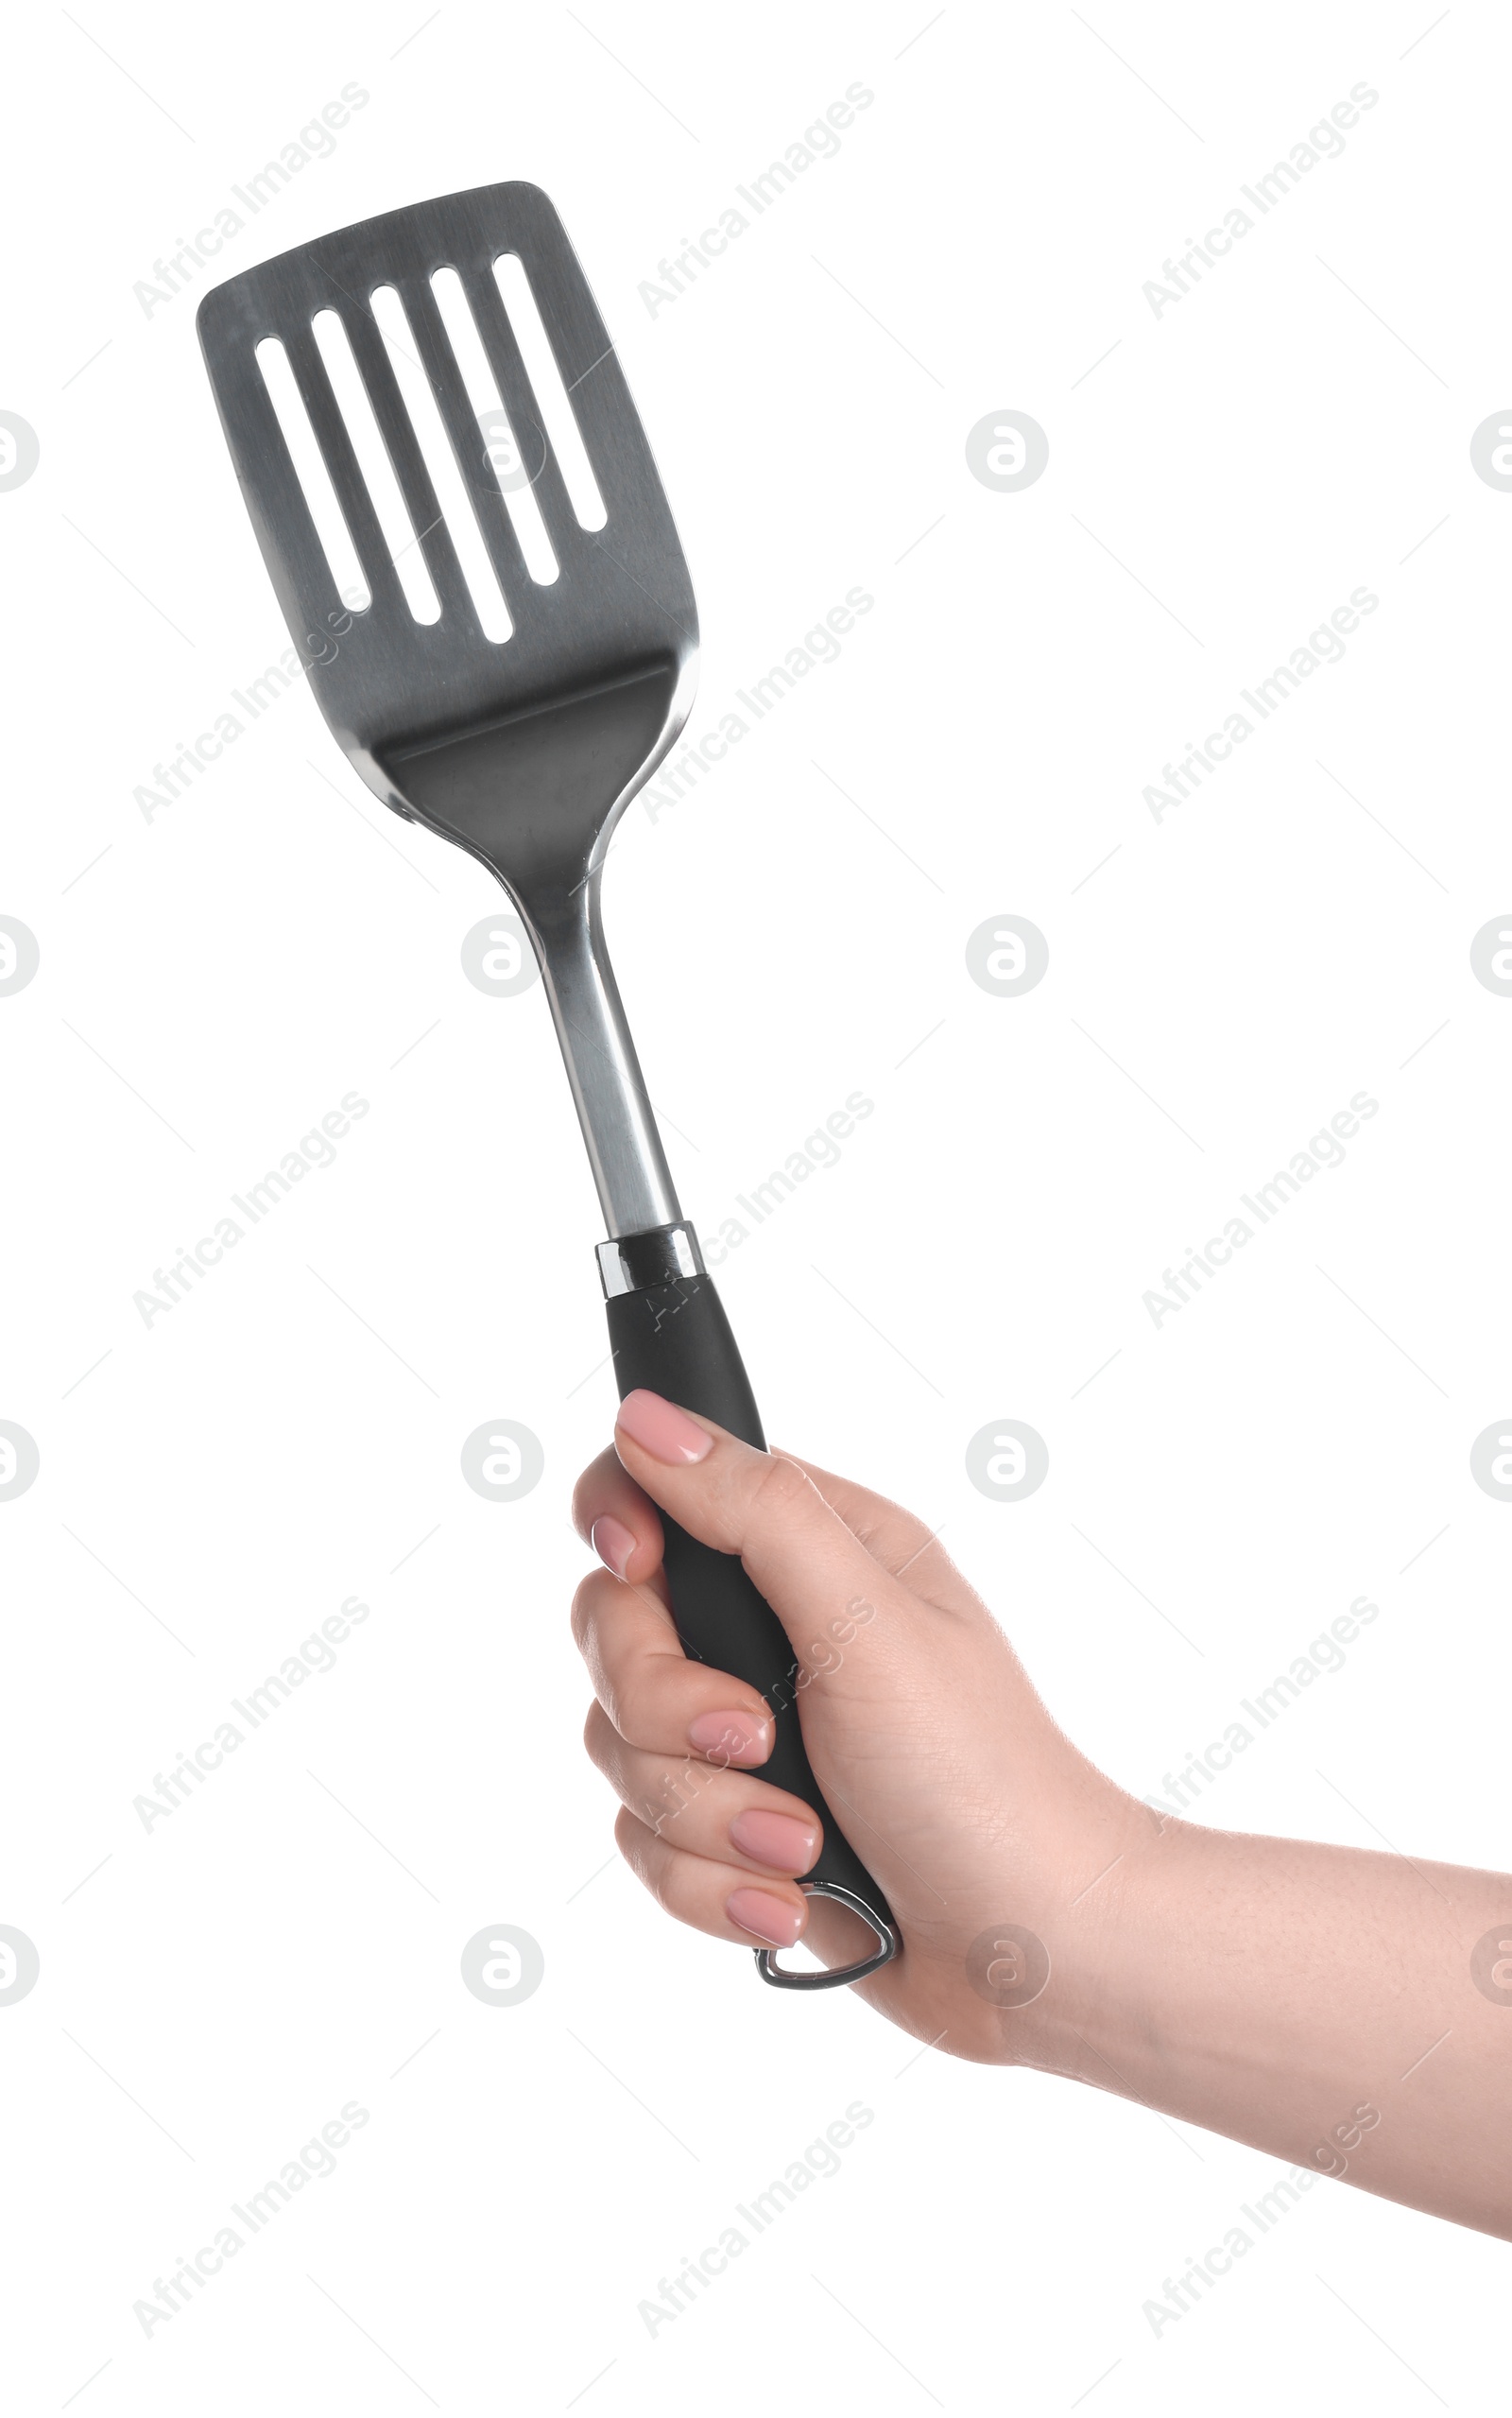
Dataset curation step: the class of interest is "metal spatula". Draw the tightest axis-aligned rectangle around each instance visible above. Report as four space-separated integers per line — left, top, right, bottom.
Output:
197 181 897 1990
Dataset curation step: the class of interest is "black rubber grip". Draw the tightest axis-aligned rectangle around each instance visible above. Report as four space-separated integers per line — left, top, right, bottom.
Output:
604 1264 897 1970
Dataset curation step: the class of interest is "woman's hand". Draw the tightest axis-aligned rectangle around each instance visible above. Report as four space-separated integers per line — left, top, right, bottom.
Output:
570 1387 1143 2063
572 1391 1512 2238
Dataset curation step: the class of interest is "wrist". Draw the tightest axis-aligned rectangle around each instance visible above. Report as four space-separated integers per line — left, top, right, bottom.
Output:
981 1781 1171 2077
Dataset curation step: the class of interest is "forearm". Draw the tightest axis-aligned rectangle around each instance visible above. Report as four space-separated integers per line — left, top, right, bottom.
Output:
1027 1811 1512 2239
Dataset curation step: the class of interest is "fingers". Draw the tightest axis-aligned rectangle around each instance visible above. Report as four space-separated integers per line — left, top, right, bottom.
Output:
571 1425 960 1610
570 1443 665 1594
614 1807 810 1951
571 1565 775 1767
571 1408 942 1965
584 1700 821 1875
611 1390 931 1655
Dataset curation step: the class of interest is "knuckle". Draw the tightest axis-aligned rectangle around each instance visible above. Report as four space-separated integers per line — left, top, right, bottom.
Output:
568 1466 600 1544
569 1568 604 1649
615 1808 676 1912
747 1449 816 1525
645 1850 684 1920
645 1757 703 1840
571 1565 633 1667
582 1700 620 1775
610 1671 660 1751
612 1805 644 1874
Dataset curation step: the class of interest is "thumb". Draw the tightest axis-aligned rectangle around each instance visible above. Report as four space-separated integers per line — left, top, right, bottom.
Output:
611 1390 911 1663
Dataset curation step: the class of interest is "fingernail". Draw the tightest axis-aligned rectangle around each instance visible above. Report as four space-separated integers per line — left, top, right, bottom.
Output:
617 1389 713 1466
688 1709 769 1767
727 1887 805 1948
591 1514 637 1580
730 1807 818 1874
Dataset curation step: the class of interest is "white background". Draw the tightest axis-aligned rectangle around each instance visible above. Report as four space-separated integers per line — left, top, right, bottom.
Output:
3 1 1509 2409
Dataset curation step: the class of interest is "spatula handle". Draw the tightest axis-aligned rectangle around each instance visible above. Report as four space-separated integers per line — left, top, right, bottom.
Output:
599 1226 899 1989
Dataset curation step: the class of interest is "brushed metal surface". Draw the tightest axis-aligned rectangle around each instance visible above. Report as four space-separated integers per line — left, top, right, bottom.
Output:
198 181 699 1237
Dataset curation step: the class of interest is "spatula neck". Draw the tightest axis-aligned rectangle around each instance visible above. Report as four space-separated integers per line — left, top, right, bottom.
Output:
521 873 682 1240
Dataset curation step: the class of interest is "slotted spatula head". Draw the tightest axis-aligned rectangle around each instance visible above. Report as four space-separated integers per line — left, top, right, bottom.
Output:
197 181 698 906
